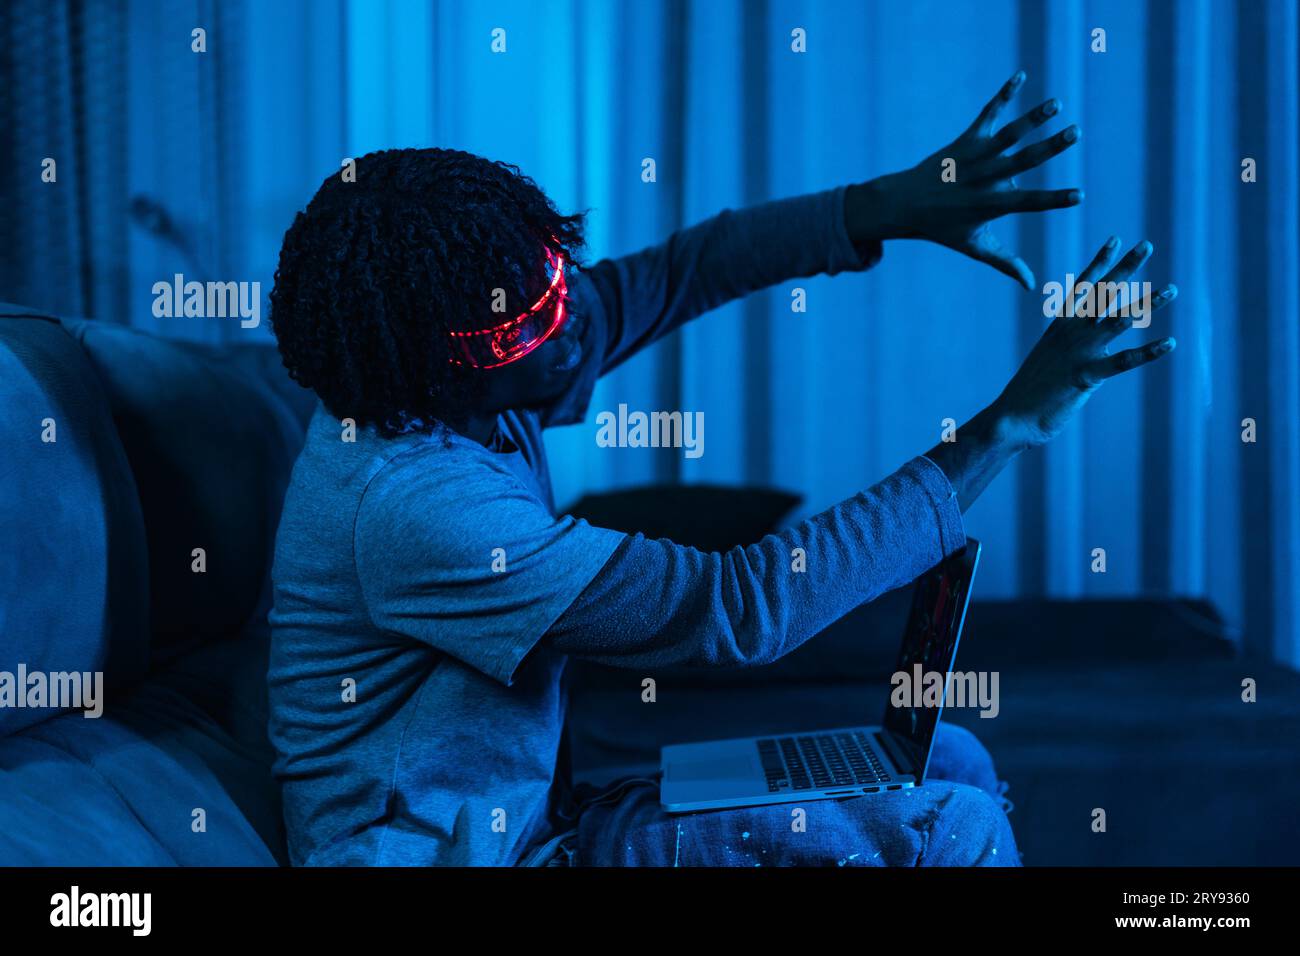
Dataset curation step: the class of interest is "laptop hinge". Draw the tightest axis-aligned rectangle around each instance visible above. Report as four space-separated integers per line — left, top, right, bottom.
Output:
875 730 917 779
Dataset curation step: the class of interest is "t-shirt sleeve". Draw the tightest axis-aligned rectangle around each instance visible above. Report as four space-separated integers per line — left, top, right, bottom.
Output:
353 447 625 685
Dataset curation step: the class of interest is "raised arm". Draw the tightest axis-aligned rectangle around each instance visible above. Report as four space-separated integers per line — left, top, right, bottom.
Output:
355 243 1175 681
546 456 962 668
548 238 1178 668
587 186 880 375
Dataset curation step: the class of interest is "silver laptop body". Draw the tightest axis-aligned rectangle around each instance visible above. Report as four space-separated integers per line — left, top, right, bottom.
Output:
660 539 981 813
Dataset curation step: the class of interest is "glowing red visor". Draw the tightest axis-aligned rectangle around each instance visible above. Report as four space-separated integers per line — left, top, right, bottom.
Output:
448 249 568 369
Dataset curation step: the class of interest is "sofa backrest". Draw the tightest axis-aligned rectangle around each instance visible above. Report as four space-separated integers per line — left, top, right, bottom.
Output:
59 317 312 660
0 310 150 735
0 307 314 731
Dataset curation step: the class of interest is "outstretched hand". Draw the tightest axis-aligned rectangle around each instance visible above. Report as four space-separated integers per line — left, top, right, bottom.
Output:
926 237 1178 512
993 237 1178 447
845 70 1082 290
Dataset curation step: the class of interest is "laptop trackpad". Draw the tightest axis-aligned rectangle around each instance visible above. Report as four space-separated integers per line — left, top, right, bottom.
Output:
668 757 753 782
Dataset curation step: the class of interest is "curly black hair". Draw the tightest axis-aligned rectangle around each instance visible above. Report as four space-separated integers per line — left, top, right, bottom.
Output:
269 148 586 437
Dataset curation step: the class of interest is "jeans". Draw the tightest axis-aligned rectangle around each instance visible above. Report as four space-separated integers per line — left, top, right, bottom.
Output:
525 724 1018 867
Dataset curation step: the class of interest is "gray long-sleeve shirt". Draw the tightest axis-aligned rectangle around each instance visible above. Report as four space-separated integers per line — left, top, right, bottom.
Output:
267 186 965 867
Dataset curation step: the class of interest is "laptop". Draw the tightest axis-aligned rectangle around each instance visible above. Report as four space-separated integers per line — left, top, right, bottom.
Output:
659 538 981 813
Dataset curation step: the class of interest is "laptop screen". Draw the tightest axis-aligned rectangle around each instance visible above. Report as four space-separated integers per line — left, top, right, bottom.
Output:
880 538 981 781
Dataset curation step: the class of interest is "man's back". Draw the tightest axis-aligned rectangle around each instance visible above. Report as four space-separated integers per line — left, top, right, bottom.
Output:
267 405 620 865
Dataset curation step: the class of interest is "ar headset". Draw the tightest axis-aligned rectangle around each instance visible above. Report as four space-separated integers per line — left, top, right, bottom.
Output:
447 248 568 369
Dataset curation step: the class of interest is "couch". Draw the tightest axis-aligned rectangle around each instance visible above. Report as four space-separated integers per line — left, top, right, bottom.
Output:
0 306 310 864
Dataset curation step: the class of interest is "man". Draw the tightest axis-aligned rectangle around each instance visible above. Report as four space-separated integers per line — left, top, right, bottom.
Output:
267 72 1177 866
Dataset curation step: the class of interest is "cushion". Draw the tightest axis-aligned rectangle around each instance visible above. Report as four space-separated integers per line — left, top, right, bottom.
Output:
0 310 150 736
0 736 178 865
58 318 308 657
0 675 282 865
224 341 319 432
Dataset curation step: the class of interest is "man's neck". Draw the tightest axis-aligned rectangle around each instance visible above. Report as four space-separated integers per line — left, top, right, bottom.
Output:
462 412 500 447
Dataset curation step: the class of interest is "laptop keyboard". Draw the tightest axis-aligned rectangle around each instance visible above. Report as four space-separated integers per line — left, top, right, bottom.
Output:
756 732 892 793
